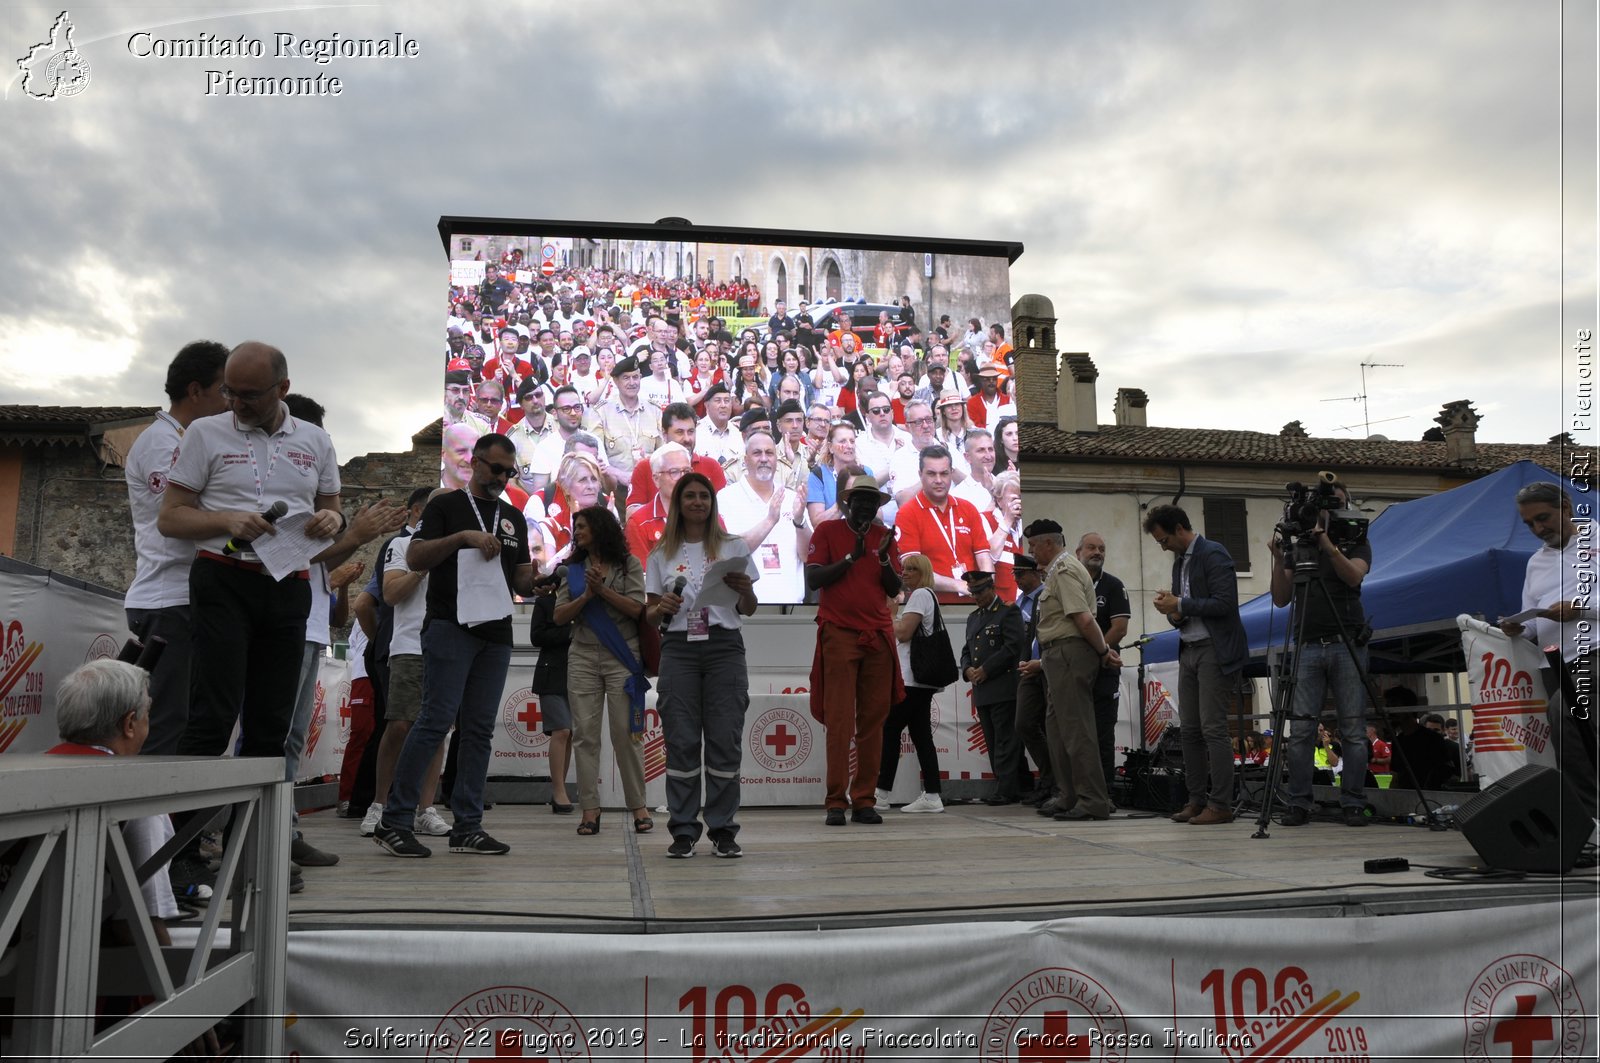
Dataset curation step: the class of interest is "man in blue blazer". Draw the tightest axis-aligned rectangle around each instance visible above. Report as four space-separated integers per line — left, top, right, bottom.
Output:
1144 505 1248 825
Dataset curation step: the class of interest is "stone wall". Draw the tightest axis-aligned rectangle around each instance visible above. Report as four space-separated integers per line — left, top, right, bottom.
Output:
16 430 442 596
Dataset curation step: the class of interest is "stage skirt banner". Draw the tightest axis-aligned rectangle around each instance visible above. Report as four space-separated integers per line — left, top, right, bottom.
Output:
1134 663 1180 750
1457 615 1557 785
283 900 1595 1061
0 565 130 756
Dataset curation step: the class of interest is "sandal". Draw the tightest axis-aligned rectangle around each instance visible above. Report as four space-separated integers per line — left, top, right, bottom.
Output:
633 815 654 834
576 814 601 836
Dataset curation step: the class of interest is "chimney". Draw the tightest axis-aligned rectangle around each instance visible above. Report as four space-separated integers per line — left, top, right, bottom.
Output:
1434 399 1480 465
1010 293 1058 425
1058 354 1099 434
1113 388 1148 428
1279 420 1308 439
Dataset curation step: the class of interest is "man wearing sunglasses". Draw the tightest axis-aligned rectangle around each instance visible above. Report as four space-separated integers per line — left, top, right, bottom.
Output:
376 434 536 858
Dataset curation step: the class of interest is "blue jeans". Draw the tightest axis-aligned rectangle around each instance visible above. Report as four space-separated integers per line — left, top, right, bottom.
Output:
383 621 511 837
1285 641 1370 810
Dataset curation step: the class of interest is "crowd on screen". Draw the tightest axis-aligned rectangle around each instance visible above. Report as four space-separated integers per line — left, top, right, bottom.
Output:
440 263 1021 603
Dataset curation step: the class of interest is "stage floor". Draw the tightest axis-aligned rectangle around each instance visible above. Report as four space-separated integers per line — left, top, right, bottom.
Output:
281 799 1598 933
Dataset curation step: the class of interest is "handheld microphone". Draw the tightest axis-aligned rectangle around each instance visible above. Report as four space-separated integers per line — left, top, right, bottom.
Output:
660 576 687 634
222 500 288 556
1127 634 1158 649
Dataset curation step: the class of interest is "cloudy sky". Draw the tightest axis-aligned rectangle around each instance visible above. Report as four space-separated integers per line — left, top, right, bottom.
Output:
2 0 1594 460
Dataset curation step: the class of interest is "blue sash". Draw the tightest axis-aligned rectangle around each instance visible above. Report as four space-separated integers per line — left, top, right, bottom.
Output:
566 563 648 736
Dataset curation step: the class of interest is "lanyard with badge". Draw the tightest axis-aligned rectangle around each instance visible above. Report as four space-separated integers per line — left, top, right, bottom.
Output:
456 489 513 625
670 545 712 641
239 416 285 507
922 495 965 579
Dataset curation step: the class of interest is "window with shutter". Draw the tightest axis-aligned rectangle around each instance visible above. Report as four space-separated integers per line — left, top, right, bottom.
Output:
1202 497 1251 574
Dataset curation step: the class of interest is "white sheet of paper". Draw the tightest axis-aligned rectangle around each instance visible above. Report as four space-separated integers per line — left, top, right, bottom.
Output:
251 511 320 581
694 555 752 609
455 547 513 625
1498 608 1545 625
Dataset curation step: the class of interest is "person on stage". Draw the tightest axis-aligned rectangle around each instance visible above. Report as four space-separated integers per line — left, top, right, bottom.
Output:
375 434 535 858
805 469 904 826
878 555 947 814
553 505 653 837
645 473 760 858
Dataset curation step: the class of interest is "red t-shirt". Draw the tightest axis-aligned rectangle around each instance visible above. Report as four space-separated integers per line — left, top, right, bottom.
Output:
625 454 727 508
890 398 909 426
807 518 900 631
625 496 669 565
981 509 1020 603
895 493 985 582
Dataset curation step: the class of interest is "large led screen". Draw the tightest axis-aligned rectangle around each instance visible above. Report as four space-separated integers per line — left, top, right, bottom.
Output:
440 225 1017 605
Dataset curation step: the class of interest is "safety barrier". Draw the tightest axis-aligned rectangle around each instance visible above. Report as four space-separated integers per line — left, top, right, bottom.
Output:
0 755 288 1061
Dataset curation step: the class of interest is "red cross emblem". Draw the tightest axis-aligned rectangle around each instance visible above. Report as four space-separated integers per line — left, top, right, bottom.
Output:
764 724 798 757
518 701 541 733
1492 994 1554 1063
1016 1011 1088 1063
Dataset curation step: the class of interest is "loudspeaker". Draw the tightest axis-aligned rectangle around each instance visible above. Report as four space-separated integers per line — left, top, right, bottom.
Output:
1456 765 1591 873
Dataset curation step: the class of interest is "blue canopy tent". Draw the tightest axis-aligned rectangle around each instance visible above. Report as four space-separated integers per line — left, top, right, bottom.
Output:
1141 461 1595 675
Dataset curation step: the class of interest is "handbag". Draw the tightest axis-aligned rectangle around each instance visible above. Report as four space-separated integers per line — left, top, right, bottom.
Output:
635 600 661 678
908 596 958 689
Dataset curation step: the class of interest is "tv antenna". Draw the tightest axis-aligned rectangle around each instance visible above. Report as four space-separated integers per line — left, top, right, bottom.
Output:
1320 360 1404 437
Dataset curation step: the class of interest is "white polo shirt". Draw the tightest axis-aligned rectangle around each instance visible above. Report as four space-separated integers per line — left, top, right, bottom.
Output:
167 410 341 557
384 535 427 657
717 479 805 604
125 412 194 609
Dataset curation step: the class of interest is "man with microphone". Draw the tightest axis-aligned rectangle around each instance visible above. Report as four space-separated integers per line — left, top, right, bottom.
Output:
159 343 395 887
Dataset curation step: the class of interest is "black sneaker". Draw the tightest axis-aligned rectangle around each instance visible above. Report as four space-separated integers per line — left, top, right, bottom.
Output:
170 852 215 893
710 832 742 859
449 830 510 855
374 824 432 858
1342 807 1370 827
1279 807 1310 827
825 808 846 826
288 866 305 894
667 836 696 859
851 807 884 824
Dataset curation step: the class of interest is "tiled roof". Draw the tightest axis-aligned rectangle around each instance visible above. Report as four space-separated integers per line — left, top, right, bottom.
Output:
1020 422 1570 473
0 405 158 447
0 405 158 426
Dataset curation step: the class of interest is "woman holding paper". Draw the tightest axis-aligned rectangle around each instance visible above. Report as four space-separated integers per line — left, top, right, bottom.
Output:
644 473 760 859
552 505 650 836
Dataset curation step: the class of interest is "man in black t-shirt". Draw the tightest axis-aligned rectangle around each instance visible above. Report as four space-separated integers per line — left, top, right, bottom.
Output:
1269 480 1376 827
1076 533 1131 794
376 433 535 858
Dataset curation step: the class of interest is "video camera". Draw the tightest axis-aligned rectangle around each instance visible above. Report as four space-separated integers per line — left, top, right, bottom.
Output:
1275 471 1369 562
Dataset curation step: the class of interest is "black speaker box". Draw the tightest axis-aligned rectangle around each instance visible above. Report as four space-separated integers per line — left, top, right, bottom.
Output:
1456 765 1591 873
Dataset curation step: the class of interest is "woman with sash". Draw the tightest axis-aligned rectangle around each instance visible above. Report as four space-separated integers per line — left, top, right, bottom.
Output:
552 505 652 835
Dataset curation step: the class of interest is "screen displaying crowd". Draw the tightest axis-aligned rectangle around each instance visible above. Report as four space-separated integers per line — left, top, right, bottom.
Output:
441 244 1019 605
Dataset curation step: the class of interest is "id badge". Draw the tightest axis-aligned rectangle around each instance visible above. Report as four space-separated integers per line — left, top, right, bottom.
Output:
952 563 966 580
686 607 711 642
760 543 781 571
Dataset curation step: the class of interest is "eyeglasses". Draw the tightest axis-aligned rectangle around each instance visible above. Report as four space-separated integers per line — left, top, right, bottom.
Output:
474 456 516 478
553 403 583 413
866 406 892 415
445 385 474 396
221 380 282 403
657 466 690 479
906 416 934 427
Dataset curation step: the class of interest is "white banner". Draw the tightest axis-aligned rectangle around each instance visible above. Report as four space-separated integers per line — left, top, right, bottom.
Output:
283 900 1596 1060
0 565 131 755
450 260 487 286
1457 615 1555 785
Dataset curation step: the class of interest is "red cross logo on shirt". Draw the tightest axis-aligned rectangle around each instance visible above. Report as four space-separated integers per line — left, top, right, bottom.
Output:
764 724 797 757
674 563 688 574
518 701 541 733
1016 1012 1088 1063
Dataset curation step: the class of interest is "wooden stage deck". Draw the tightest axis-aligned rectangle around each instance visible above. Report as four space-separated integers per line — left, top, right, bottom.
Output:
282 799 1597 934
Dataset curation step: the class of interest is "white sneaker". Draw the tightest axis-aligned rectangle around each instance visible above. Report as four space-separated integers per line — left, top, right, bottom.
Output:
875 788 893 808
416 806 452 836
359 803 383 837
900 792 945 814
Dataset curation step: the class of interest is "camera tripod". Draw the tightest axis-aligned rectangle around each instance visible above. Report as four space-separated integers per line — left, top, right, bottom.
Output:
1251 541 1439 838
